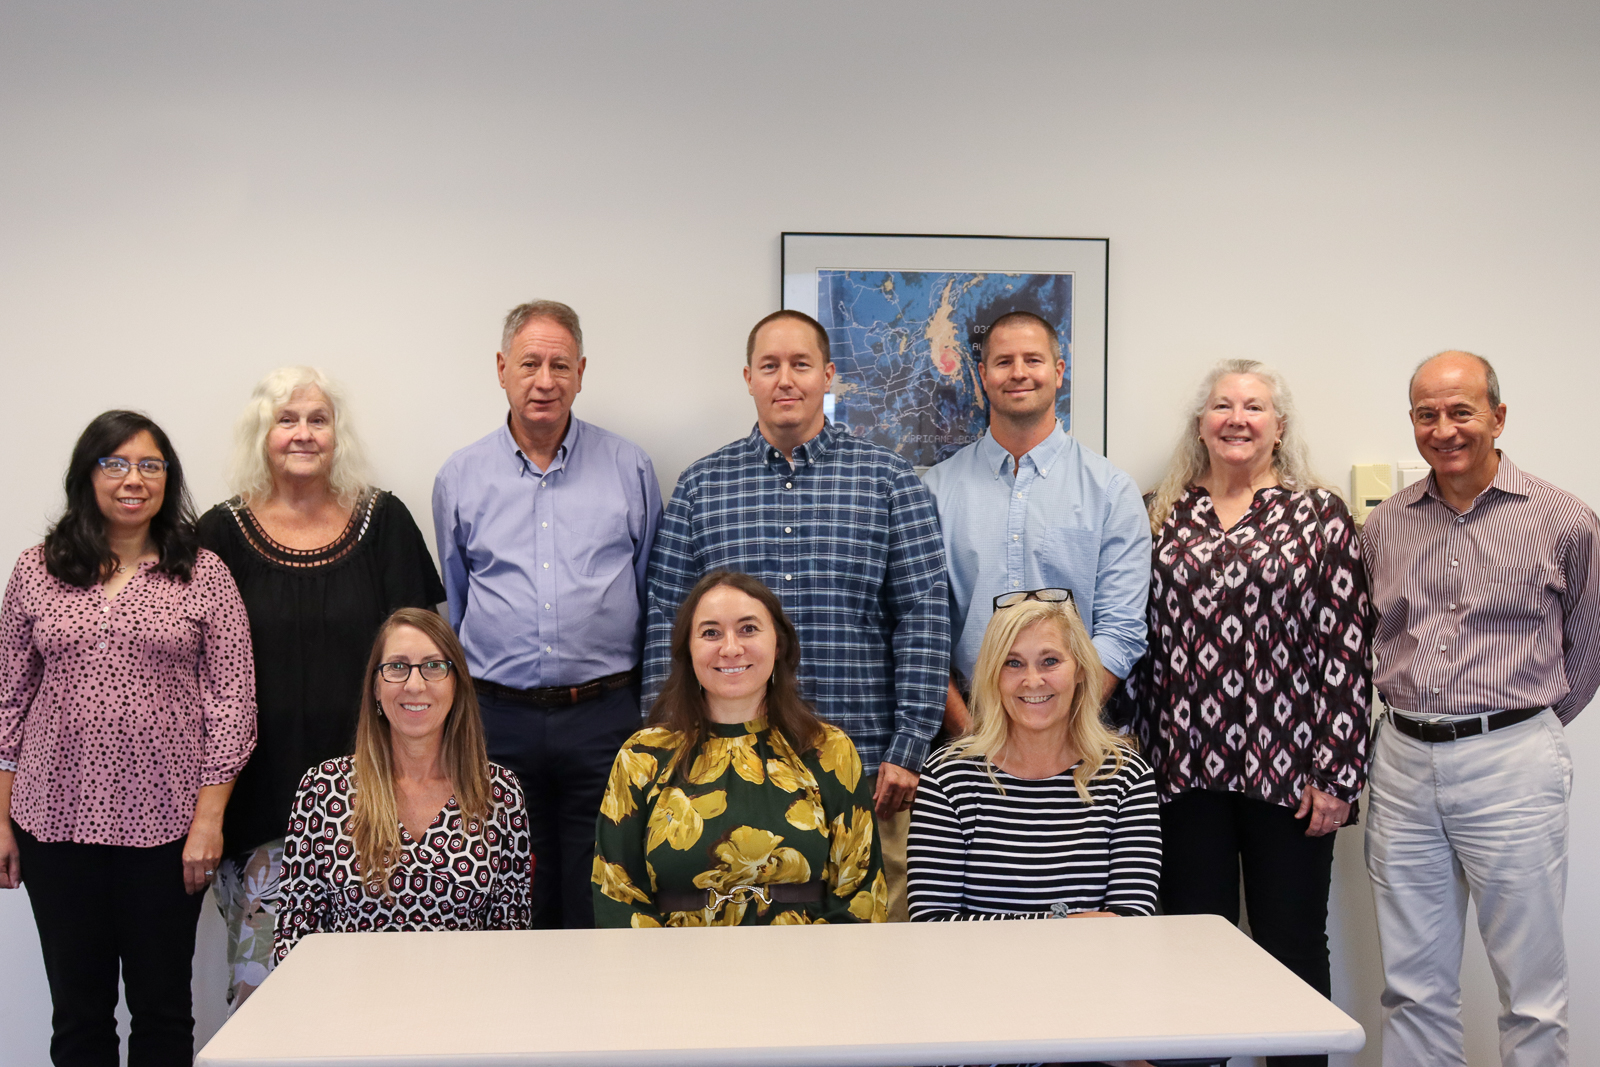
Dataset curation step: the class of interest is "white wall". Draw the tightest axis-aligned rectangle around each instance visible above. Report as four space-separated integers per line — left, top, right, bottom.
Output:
2 2 1597 1063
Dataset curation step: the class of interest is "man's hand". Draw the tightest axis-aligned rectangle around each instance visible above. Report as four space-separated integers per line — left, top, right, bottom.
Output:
873 762 920 819
1295 783 1350 837
942 679 971 737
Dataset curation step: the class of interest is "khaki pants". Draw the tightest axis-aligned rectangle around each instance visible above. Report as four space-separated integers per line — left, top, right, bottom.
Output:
866 772 911 923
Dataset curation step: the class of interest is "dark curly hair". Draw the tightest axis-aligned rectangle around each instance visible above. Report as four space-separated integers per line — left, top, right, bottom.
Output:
43 410 200 587
648 570 826 777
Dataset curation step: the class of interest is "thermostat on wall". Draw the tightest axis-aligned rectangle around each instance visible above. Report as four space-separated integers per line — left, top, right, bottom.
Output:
1351 463 1392 523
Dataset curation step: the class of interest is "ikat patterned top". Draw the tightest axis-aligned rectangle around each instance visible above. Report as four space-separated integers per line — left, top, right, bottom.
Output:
1124 486 1372 811
0 546 257 846
272 757 532 961
592 716 888 927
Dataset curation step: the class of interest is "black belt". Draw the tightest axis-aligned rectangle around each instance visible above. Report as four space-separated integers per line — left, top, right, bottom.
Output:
657 880 824 914
1388 706 1545 744
472 669 639 709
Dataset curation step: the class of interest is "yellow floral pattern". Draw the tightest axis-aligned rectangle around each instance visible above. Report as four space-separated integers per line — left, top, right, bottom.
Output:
816 726 862 792
645 787 728 852
600 746 658 824
688 734 764 785
824 807 875 899
593 718 885 927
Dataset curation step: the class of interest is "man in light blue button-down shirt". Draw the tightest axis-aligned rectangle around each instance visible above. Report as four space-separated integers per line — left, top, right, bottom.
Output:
923 311 1150 734
433 300 661 929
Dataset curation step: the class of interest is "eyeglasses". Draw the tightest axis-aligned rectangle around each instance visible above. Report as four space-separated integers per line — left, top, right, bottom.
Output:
992 587 1076 611
375 660 454 683
97 457 169 478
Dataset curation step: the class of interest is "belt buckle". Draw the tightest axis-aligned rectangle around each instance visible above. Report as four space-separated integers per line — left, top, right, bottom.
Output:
707 884 770 911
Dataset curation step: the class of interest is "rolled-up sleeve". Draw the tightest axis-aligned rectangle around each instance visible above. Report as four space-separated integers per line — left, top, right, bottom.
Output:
0 554 45 772
1091 473 1153 681
195 555 257 785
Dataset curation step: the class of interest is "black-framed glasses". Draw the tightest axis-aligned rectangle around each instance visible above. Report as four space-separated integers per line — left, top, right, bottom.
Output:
993 587 1076 611
97 457 169 478
375 659 454 683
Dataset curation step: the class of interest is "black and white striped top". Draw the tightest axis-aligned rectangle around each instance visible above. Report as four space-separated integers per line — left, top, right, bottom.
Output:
907 745 1161 921
1363 455 1600 724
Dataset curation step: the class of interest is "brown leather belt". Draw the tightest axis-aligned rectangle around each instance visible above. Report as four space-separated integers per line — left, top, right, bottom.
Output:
657 880 824 914
472 669 639 709
1388 706 1545 744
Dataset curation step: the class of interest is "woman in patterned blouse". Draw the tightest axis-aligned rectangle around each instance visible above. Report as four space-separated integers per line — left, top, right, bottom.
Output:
593 570 887 926
272 608 531 959
0 410 257 1067
1127 360 1371 1067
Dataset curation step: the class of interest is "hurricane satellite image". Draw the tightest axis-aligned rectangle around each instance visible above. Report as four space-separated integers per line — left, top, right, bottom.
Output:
816 270 1073 469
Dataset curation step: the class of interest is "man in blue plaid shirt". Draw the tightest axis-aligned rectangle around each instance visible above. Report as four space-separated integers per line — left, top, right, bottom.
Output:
644 309 951 921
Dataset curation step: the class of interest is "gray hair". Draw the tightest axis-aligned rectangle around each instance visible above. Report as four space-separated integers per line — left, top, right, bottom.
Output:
501 300 583 357
1409 350 1500 408
227 366 369 507
1147 359 1334 534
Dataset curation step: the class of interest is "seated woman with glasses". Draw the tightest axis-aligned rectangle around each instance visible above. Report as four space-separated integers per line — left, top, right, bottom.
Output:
908 588 1161 922
592 571 887 927
272 608 531 959
0 410 256 1067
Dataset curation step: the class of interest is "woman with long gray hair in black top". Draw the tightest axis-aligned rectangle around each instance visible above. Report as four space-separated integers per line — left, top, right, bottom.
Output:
196 366 443 1009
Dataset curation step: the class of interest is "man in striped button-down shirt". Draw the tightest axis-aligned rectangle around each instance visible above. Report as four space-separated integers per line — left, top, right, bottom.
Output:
1362 350 1600 1067
644 309 951 921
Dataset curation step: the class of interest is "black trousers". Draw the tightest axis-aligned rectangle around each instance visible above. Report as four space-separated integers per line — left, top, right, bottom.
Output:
477 683 640 929
13 823 206 1067
1159 790 1337 1067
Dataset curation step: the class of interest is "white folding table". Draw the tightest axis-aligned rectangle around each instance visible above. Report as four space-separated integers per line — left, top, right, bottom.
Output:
196 914 1364 1066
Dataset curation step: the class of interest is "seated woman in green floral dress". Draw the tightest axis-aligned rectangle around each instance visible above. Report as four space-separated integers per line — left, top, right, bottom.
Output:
593 570 887 927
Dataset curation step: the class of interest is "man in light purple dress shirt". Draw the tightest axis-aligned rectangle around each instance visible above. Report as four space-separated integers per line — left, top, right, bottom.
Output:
433 300 661 929
1362 350 1600 1067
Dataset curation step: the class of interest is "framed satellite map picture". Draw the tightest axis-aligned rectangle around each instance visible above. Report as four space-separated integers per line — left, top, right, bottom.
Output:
781 231 1109 469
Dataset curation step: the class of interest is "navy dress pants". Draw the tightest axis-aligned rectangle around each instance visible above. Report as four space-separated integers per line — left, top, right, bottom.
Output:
477 684 640 929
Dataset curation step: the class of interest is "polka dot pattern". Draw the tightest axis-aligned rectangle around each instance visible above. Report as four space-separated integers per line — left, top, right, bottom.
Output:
0 546 258 846
272 757 532 962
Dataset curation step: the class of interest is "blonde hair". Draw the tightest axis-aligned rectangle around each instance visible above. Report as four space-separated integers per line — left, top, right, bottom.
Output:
227 366 369 507
947 599 1132 803
1146 359 1334 534
350 608 492 894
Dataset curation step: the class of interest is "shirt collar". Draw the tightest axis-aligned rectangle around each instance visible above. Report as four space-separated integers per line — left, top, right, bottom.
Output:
975 420 1068 477
748 419 839 470
500 414 577 475
1412 450 1527 509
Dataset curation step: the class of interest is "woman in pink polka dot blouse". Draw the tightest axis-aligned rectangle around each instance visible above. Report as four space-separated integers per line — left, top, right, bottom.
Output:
0 410 258 1067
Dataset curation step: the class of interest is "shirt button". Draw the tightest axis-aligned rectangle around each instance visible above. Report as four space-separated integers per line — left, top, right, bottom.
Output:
541 522 548 528
1448 603 1458 610
784 527 792 533
1432 686 1441 694
543 562 550 569
1013 579 1021 587
1457 516 1465 523
1450 559 1459 567
97 642 107 650
544 603 552 610
785 482 793 490
1439 645 1447 652
784 574 793 581
545 646 552 653
541 480 547 487
1012 534 1019 541
101 605 110 615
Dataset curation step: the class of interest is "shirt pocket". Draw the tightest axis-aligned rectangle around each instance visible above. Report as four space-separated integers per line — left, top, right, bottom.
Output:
1475 565 1556 632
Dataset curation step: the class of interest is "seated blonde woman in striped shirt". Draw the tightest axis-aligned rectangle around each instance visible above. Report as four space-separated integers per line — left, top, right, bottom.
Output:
908 589 1161 922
